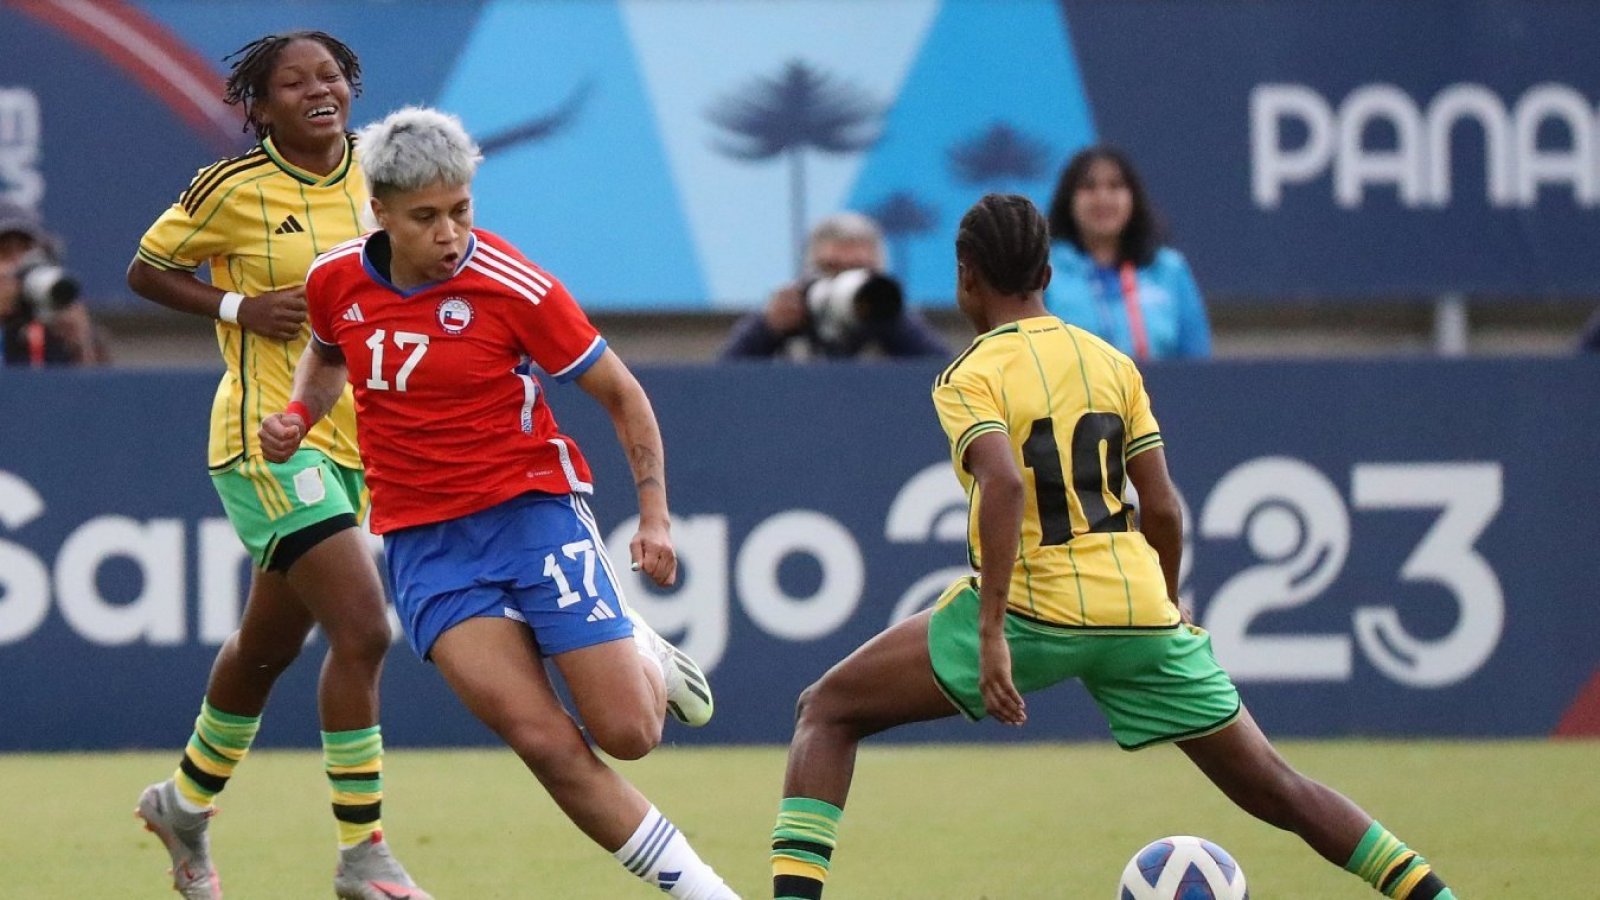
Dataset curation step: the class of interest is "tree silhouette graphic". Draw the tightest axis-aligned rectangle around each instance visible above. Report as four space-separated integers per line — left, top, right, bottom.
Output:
707 60 882 277
948 122 1051 187
478 79 594 157
866 191 938 280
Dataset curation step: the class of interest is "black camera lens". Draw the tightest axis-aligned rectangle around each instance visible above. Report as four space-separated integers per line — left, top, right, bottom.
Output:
851 273 903 324
34 270 81 309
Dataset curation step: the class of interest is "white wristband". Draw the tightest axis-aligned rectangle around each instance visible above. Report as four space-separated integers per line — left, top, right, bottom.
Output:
217 292 245 324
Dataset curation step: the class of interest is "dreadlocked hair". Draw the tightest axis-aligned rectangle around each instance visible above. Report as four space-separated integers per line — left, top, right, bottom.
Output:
955 193 1051 296
223 31 362 138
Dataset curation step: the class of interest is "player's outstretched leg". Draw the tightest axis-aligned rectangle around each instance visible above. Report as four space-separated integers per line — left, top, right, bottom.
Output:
623 599 714 727
772 609 961 899
433 617 739 898
136 570 314 899
284 529 431 900
1179 708 1458 899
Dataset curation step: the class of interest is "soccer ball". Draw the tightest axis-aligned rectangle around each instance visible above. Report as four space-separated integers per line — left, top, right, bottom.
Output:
1117 835 1249 899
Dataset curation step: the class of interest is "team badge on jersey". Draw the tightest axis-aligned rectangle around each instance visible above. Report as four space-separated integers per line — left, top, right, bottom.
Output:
437 297 474 334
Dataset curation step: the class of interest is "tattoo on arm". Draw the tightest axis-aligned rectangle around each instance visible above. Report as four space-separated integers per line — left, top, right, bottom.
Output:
629 443 663 491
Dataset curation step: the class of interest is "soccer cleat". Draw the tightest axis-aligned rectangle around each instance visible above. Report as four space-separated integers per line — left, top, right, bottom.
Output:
627 604 715 727
135 780 221 900
333 831 432 900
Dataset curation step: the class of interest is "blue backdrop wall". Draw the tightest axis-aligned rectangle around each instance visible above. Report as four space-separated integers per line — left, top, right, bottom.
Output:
2 360 1597 750
3 0 1597 309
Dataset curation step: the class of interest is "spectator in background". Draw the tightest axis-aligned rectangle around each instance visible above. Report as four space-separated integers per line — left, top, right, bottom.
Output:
0 200 105 366
720 212 949 360
1045 146 1211 361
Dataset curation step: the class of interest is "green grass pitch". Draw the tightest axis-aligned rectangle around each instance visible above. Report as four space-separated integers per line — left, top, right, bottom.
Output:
9 740 1593 898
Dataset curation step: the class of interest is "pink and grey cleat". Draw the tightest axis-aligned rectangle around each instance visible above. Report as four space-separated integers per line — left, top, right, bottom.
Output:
135 779 222 900
333 831 432 900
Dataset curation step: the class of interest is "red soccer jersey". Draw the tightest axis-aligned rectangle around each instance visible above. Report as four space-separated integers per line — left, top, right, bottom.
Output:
306 228 604 533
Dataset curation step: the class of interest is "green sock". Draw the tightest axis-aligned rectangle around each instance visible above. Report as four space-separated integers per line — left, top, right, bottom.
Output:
173 699 261 810
323 726 384 848
771 797 843 900
1345 821 1456 899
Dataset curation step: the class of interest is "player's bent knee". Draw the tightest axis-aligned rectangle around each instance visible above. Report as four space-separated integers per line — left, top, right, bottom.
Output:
502 722 564 766
590 716 662 761
502 721 593 777
324 617 393 665
230 630 304 675
794 675 853 728
793 683 816 723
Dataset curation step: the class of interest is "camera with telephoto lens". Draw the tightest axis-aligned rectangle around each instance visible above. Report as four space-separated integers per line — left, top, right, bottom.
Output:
12 247 80 323
803 268 904 355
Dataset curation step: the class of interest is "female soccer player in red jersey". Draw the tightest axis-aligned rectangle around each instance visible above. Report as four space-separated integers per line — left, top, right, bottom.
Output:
259 106 736 900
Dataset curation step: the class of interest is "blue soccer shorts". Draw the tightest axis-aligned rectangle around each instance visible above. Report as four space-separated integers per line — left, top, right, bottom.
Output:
382 491 635 661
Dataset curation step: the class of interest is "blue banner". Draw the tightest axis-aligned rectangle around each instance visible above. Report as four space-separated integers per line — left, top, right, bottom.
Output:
9 1 1590 309
0 0 1089 311
1064 0 1600 299
2 360 1596 749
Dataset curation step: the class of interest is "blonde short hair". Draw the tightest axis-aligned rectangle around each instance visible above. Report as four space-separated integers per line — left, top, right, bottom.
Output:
358 106 482 198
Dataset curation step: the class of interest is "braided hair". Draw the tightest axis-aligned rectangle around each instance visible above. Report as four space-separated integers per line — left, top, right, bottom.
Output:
955 193 1051 296
222 31 362 139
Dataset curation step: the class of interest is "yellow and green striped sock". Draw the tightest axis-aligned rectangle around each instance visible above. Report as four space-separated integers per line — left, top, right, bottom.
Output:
1345 821 1457 899
173 699 261 810
772 796 842 900
323 726 384 848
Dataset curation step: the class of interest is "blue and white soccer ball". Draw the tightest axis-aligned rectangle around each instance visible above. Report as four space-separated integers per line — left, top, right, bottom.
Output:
1118 835 1249 899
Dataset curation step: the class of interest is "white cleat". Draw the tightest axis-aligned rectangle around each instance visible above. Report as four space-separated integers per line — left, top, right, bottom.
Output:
628 606 715 727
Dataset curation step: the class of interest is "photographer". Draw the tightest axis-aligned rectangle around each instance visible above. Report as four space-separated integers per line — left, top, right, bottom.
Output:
0 201 104 367
720 212 950 360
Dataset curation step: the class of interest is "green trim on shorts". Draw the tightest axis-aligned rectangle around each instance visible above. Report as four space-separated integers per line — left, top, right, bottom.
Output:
927 578 1242 750
211 448 366 568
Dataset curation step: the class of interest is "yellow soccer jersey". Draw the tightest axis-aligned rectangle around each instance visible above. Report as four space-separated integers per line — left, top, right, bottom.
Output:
137 135 365 470
932 315 1178 629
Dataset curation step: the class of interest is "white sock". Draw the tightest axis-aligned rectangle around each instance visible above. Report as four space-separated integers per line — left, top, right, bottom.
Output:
630 620 667 680
613 805 739 899
171 788 208 815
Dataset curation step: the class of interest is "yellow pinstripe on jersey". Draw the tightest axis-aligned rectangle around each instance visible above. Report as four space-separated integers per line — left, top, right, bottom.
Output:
932 315 1177 629
138 134 366 470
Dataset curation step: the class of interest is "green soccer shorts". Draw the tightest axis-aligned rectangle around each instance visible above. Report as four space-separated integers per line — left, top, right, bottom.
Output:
211 449 366 570
927 578 1242 750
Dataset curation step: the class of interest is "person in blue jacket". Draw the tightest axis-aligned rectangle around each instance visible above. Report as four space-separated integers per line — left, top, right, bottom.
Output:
1045 146 1212 360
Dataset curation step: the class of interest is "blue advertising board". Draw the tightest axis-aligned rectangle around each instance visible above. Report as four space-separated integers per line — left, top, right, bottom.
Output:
0 0 1089 310
4 1 1594 310
1064 0 1600 300
1 359 1597 750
